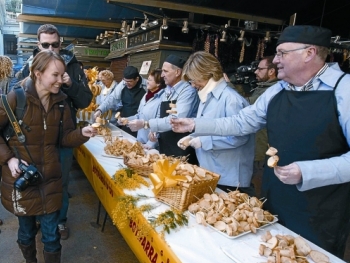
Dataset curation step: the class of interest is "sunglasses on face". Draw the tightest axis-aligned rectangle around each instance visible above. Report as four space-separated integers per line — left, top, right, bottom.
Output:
40 42 60 49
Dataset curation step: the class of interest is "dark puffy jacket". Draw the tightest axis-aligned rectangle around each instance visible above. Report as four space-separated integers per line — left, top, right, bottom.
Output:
20 48 92 127
0 78 89 216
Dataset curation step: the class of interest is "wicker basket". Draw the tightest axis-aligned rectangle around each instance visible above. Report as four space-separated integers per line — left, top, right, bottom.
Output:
155 169 220 211
123 156 153 177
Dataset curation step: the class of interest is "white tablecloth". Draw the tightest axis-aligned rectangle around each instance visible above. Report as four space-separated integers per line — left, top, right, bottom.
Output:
84 124 345 263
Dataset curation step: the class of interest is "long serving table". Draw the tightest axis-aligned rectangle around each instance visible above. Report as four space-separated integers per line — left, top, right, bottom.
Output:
73 124 346 263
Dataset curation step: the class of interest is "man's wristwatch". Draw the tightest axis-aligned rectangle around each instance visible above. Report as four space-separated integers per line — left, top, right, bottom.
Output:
144 120 150 129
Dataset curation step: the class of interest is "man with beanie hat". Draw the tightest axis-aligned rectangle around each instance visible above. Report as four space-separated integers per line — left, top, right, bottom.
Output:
127 54 199 164
94 66 147 136
171 25 350 259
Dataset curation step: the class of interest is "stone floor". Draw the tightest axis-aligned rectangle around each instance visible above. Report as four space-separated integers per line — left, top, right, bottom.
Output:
0 160 139 263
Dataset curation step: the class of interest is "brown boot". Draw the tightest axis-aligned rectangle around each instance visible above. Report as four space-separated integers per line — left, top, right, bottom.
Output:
17 241 37 263
43 249 61 263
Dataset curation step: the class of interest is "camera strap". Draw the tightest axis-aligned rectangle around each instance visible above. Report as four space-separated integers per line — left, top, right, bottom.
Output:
1 94 35 164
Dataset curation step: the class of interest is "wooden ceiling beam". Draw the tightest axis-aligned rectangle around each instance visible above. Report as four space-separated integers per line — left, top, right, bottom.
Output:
107 0 284 25
17 14 121 30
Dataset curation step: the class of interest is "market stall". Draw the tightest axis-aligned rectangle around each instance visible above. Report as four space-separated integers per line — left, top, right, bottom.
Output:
73 124 345 263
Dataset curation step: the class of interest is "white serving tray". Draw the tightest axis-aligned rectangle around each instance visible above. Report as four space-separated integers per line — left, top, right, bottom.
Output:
189 212 278 239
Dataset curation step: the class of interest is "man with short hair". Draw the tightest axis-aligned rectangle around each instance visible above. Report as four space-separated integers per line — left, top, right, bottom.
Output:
128 55 199 164
94 66 147 136
171 25 350 258
250 55 278 103
17 24 92 241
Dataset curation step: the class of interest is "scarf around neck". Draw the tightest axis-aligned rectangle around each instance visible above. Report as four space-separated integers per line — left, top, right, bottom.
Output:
198 77 224 103
145 88 160 102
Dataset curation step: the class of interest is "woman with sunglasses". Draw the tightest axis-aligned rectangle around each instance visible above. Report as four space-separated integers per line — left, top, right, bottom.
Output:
123 69 166 149
0 50 97 263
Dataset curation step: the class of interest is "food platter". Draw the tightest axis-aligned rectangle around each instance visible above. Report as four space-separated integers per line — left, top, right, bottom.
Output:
220 229 333 263
189 212 278 239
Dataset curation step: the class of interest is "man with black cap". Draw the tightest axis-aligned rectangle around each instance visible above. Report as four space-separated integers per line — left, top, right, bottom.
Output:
128 54 199 164
94 66 147 136
171 25 350 258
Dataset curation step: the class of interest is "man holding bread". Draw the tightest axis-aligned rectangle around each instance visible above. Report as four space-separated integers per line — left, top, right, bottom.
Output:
171 25 350 258
128 54 199 164
94 66 147 136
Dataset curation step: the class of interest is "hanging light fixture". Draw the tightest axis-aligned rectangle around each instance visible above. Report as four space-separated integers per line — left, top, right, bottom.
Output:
264 31 271 42
238 30 245 42
220 24 228 42
149 19 159 26
161 18 168 30
140 14 149 30
220 30 227 42
95 35 100 43
100 33 104 40
130 20 137 32
120 21 127 32
101 38 108 45
182 21 189 33
126 25 131 35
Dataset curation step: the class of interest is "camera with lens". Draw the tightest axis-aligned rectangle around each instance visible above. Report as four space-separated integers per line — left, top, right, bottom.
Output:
14 163 42 192
229 61 259 93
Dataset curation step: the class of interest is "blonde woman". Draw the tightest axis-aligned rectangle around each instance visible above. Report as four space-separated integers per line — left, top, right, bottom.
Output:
0 55 13 95
178 51 255 196
95 70 119 124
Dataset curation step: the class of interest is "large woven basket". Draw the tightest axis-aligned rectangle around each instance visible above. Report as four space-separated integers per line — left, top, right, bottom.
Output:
123 156 153 177
156 169 220 212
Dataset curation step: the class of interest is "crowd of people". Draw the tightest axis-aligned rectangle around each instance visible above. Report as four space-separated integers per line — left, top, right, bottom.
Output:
1 22 350 262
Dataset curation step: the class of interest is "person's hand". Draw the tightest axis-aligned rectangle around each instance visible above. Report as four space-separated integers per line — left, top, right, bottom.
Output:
82 126 98 137
171 118 195 133
117 118 124 126
177 136 192 150
128 119 144 132
274 163 302 185
142 144 152 150
8 157 29 179
189 137 202 149
62 72 72 87
94 110 102 120
117 118 128 126
148 132 158 142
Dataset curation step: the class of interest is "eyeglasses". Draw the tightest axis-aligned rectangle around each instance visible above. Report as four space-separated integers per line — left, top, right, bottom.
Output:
275 46 311 58
123 78 136 84
256 67 268 71
40 42 60 49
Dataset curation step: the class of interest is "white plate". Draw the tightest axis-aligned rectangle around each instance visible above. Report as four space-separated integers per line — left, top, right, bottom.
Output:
220 229 321 263
189 212 278 239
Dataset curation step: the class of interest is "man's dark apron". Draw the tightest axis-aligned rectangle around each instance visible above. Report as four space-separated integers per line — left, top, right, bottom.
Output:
158 99 198 165
263 74 350 257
